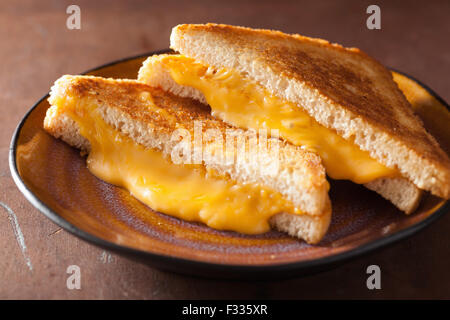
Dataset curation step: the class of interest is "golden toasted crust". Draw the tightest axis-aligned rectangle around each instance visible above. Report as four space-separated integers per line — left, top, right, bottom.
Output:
65 74 234 134
44 75 332 243
171 23 450 199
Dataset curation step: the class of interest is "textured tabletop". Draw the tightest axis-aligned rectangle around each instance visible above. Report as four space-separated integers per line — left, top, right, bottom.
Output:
1 0 449 299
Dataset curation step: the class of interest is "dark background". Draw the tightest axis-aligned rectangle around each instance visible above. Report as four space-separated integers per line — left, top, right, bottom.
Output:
1 0 449 299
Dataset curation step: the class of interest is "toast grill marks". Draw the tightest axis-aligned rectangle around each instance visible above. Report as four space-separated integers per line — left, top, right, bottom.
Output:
170 23 450 199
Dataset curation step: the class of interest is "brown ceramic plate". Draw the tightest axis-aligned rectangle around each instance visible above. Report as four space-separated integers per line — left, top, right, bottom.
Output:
9 50 450 279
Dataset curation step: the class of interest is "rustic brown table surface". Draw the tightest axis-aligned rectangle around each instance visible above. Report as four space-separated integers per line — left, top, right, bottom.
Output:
1 0 449 299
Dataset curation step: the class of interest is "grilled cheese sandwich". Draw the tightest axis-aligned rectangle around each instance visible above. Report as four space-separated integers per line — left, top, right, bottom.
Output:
43 23 450 245
44 75 332 243
137 23 450 213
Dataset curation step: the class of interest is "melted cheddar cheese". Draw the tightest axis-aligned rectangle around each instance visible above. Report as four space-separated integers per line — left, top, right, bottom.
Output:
157 55 399 184
51 95 300 234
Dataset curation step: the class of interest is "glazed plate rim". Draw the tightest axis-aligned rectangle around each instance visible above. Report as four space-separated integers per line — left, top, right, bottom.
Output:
9 50 450 276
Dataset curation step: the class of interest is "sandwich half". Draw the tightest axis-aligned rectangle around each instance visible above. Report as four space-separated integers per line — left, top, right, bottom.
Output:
44 75 332 244
138 23 450 213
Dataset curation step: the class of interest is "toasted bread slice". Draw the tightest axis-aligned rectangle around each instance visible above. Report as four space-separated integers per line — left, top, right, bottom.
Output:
365 178 422 214
169 23 450 199
138 54 422 214
44 75 331 243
